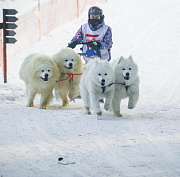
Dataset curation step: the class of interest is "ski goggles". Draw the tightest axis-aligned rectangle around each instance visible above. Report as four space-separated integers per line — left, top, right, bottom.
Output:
90 14 100 19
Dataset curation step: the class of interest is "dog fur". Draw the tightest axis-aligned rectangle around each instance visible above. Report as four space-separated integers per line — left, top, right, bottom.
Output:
19 53 60 109
80 58 115 116
52 47 83 107
112 56 139 117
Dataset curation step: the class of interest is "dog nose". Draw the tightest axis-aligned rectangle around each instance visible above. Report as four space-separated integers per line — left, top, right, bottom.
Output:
126 72 129 76
45 73 49 78
101 79 105 83
69 63 73 67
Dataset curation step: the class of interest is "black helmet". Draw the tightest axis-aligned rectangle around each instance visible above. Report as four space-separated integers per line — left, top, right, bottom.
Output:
88 6 103 18
88 6 104 27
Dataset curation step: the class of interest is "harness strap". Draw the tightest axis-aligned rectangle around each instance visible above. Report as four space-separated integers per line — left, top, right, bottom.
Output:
57 73 83 82
101 82 126 93
125 86 129 92
101 87 106 93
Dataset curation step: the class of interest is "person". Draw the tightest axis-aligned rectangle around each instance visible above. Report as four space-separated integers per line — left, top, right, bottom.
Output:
67 6 113 63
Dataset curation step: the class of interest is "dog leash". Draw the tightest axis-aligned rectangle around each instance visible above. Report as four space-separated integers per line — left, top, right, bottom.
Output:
108 82 126 87
101 82 121 93
108 82 129 91
57 73 83 82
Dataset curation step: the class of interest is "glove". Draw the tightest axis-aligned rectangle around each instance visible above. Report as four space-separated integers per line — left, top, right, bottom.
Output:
87 41 101 50
87 41 101 57
68 41 78 49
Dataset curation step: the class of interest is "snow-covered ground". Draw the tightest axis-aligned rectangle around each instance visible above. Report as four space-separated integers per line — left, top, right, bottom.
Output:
0 0 180 176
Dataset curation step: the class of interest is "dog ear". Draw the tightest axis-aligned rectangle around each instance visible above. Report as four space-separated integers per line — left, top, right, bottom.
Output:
47 58 54 66
128 55 133 61
118 56 124 64
34 60 39 70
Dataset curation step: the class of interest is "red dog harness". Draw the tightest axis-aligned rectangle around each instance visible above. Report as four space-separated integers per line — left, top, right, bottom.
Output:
57 73 83 82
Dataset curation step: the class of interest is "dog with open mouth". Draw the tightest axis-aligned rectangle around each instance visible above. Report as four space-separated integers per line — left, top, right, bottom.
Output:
112 55 140 117
19 53 60 109
80 58 115 116
52 47 83 107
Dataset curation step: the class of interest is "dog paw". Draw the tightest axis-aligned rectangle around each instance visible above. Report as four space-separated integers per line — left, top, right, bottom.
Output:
97 111 102 116
85 107 91 115
63 103 69 107
128 103 135 109
85 110 91 115
114 112 122 117
39 104 47 109
39 107 46 109
27 103 33 107
62 100 69 107
104 104 110 111
68 93 74 99
69 91 79 100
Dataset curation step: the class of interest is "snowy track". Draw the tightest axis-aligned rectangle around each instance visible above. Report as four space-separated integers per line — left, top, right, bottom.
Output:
1 104 179 176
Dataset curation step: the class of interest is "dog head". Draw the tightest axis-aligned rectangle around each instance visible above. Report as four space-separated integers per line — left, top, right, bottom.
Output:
33 57 60 83
39 69 51 82
53 47 83 73
36 64 53 82
93 59 114 87
63 58 75 69
116 55 138 81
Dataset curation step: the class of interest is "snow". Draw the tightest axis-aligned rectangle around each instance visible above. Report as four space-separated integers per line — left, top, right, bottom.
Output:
0 0 180 176
0 0 38 18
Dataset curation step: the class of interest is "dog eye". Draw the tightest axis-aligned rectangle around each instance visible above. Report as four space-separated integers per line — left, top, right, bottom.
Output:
98 73 101 76
71 59 74 61
129 68 131 70
42 70 44 72
65 60 68 62
122 68 125 70
104 73 107 75
48 70 50 72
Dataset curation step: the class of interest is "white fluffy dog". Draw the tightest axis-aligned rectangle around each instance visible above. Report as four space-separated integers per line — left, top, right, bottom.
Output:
19 53 60 109
80 58 115 116
112 56 139 117
52 47 83 107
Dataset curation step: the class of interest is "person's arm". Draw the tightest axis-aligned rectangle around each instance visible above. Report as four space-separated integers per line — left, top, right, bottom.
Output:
68 27 83 49
100 26 113 50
